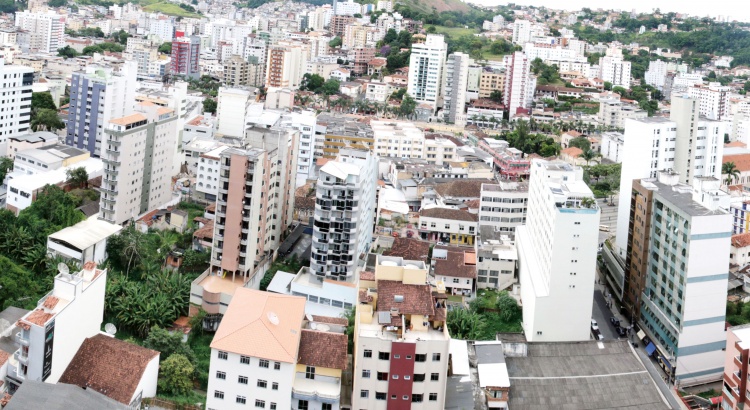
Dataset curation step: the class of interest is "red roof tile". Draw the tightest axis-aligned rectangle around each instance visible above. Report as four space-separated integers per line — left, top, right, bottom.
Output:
733 232 750 248
297 329 347 370
433 250 477 279
311 315 348 326
376 280 435 317
383 238 431 263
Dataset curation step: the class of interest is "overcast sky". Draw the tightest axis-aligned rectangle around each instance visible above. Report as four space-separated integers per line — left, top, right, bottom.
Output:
465 0 750 22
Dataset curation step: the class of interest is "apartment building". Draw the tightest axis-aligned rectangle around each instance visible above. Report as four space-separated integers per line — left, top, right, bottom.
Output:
598 95 647 129
407 34 447 111
423 135 457 166
517 160 600 342
432 246 477 296
317 114 374 159
475 226 518 291
0 61 33 144
478 69 505 99
442 52 470 125
216 87 256 138
418 208 478 245
598 52 632 88
14 10 64 54
6 262 106 393
196 145 230 202
511 19 531 45
478 138 530 180
371 120 425 160
503 51 535 119
722 324 750 409
687 82 730 120
631 173 731 385
311 149 377 281
171 35 200 79
66 61 137 157
644 60 669 90
352 255 449 410
99 102 177 225
266 41 308 89
478 181 529 237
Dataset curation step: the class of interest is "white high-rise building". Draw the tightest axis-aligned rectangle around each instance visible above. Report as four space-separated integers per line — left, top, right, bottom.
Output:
310 148 377 282
687 82 730 120
644 60 669 90
280 111 317 186
512 19 532 45
442 52 470 125
503 51 536 119
614 95 725 256
66 61 138 158
216 87 255 138
524 43 581 61
599 55 632 88
371 120 425 159
518 159 600 342
407 34 447 111
14 10 64 54
99 102 178 225
0 61 33 145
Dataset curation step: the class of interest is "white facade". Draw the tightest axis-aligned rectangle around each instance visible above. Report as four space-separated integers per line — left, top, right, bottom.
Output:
372 120 425 160
281 111 317 185
687 82 730 121
407 34 447 111
512 20 532 45
311 149 377 281
442 52 470 126
365 81 395 102
518 160 600 342
598 55 632 88
6 264 106 391
503 51 535 120
14 10 64 54
475 230 518 291
196 145 229 201
478 181 529 236
99 103 178 225
0 61 33 144
423 137 457 166
524 44 581 61
47 217 122 265
286 267 357 317
216 87 254 138
673 73 704 90
732 113 750 146
644 60 668 90
600 132 625 163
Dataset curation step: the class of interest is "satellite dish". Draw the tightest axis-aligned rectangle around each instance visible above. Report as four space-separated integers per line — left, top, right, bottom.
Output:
58 263 69 275
105 323 117 335
305 314 313 322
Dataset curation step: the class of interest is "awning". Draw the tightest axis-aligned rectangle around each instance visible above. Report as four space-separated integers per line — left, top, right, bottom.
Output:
645 342 656 355
660 355 673 371
637 330 646 341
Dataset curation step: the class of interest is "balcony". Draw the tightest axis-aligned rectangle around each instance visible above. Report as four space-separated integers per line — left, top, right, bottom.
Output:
14 349 28 365
292 374 341 404
15 332 28 347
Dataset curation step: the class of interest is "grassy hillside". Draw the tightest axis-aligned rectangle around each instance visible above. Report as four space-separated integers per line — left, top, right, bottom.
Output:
396 0 471 14
143 0 202 17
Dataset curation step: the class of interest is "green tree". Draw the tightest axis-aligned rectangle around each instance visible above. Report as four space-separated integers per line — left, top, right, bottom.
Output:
48 0 66 7
399 94 417 119
31 109 64 132
111 29 130 45
321 79 340 95
0 255 39 310
328 36 342 48
723 161 741 186
158 354 194 396
489 90 503 103
603 81 612 91
0 0 17 13
568 136 591 152
447 308 487 340
0 157 13 182
202 98 217 114
426 25 437 34
57 45 80 59
32 92 57 111
144 326 196 364
495 291 522 323
300 73 325 92
158 42 172 54
65 167 89 189
580 149 600 165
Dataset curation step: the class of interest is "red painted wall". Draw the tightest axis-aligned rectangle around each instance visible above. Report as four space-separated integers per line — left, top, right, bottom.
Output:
387 342 416 410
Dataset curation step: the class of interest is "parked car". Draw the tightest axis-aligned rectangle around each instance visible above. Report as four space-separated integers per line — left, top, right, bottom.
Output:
616 326 627 337
610 317 620 327
591 319 599 331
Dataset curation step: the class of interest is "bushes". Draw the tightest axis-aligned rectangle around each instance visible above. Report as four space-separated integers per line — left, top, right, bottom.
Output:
448 289 522 340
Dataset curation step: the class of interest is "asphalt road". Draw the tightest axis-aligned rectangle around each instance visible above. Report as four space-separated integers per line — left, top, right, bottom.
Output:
592 288 618 340
598 196 619 245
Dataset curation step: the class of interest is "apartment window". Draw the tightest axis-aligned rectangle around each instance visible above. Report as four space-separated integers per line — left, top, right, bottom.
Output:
274 362 281 370
379 351 390 360
305 366 316 380
251 398 262 407
432 353 441 361
240 355 250 364
214 391 224 399
272 382 278 390
431 373 440 381
376 392 387 400
414 373 425 382
257 379 267 388
429 393 438 401
362 370 371 378
392 374 399 380
238 375 248 384
259 359 269 368
218 351 228 360
377 372 389 381
236 396 247 404
361 390 369 398
270 404 277 410
322 405 331 410
452 278 459 283
413 394 424 402
216 371 226 380
364 349 372 358
405 375 411 380
415 354 426 362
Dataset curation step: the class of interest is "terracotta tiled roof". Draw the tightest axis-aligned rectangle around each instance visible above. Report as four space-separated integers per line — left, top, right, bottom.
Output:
420 208 478 222
211 288 306 362
206 203 216 212
564 130 582 137
0 393 10 407
359 288 373 303
726 141 747 148
295 196 315 210
724 153 750 172
311 315 348 326
561 147 583 158
43 296 59 310
23 309 54 327
383 238 431 263
360 270 375 281
297 329 347 370
193 218 214 240
376 280 435 317
59 334 159 405
0 350 9 367
733 232 750 248
434 180 491 199
433 251 477 279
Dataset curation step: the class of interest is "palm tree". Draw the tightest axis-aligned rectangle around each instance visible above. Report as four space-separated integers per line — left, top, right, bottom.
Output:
723 161 741 186
580 149 600 166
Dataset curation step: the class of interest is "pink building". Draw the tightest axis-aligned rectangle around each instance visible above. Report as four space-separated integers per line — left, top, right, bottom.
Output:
722 324 750 409
478 138 530 180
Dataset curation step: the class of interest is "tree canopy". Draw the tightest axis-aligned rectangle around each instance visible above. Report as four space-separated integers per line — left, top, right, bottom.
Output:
202 98 217 114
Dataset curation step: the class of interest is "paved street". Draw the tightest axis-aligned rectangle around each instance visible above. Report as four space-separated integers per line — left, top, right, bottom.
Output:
598 196 618 245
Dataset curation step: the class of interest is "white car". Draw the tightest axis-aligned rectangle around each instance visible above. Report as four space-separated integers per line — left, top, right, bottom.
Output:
591 319 599 331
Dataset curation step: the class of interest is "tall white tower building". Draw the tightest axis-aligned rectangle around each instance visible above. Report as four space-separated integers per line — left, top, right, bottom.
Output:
14 10 64 54
0 61 33 145
310 148 377 282
503 51 536 119
644 60 668 90
687 82 730 120
512 19 532 45
442 52 470 125
518 159 600 342
407 34 447 111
